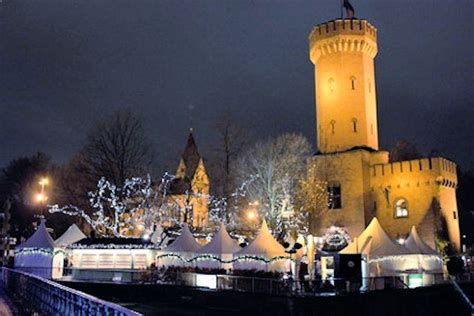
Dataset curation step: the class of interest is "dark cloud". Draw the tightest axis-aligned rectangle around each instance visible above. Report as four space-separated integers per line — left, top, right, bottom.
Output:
1 0 473 170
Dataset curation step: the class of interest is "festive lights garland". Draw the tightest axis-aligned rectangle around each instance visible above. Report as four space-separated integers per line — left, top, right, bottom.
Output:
155 253 295 264
15 248 66 256
68 244 160 250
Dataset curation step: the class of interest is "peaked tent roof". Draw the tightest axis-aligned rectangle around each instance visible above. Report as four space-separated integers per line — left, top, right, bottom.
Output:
55 224 87 246
197 223 241 254
340 217 412 257
237 220 287 258
17 219 56 250
405 226 438 255
164 224 201 253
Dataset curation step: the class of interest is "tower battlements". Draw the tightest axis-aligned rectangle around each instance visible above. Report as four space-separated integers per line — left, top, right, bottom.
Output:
309 19 377 64
370 157 458 188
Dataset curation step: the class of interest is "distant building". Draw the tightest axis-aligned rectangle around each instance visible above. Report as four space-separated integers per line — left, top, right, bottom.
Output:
308 19 460 251
167 131 209 228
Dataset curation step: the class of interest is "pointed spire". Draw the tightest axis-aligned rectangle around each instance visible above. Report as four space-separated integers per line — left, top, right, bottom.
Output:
181 131 201 178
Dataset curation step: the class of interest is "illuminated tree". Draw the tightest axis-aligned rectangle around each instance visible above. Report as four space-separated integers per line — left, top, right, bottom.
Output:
235 133 312 237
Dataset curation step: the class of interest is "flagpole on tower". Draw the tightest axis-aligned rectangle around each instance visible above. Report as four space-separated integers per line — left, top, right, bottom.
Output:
340 0 344 19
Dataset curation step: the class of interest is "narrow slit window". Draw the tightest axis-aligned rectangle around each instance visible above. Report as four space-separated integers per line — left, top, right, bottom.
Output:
350 76 356 90
328 78 335 92
330 120 336 134
352 118 358 133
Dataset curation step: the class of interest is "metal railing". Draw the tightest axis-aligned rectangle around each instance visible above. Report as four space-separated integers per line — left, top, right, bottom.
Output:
41 266 449 296
0 267 141 315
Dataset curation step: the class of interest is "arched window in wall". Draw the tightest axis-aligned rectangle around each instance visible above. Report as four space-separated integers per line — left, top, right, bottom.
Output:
350 76 356 90
330 120 336 134
328 78 335 92
352 118 358 133
394 198 409 218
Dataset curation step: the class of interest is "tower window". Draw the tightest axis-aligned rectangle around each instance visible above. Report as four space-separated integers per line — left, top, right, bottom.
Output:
330 120 336 134
368 80 371 93
328 182 342 209
453 211 457 220
352 118 358 133
328 78 335 92
350 76 356 90
394 198 409 218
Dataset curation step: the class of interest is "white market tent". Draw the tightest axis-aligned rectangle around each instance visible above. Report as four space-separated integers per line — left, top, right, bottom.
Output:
233 220 290 272
14 219 64 279
340 217 411 257
156 224 201 267
195 223 241 270
405 226 438 255
340 218 442 279
404 226 443 274
55 224 87 247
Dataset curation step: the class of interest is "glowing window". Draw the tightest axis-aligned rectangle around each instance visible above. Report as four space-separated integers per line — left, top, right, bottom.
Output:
394 199 408 218
328 182 342 209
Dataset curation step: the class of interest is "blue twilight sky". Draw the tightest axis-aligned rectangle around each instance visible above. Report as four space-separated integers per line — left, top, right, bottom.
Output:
0 0 473 171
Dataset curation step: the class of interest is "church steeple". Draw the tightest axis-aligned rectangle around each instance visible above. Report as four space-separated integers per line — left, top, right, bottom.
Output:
180 130 201 179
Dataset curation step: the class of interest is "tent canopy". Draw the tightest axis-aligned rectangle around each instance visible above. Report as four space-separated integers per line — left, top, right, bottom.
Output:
237 220 287 258
340 217 412 257
197 223 240 255
55 224 86 246
405 226 438 255
16 219 56 250
164 224 201 253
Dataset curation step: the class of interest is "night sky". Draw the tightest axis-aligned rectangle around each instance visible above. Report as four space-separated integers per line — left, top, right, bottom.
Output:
1 0 473 171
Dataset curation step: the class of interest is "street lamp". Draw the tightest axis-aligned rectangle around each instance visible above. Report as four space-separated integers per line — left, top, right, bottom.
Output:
246 209 257 221
35 176 50 217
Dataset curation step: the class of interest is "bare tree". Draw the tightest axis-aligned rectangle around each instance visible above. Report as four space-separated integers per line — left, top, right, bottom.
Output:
212 112 249 199
235 133 312 237
59 109 154 208
390 139 422 162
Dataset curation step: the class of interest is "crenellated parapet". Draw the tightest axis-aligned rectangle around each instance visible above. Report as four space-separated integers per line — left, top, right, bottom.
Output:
309 19 377 64
370 157 458 188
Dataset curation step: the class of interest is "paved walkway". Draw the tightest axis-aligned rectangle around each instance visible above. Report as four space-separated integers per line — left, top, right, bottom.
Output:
0 284 20 316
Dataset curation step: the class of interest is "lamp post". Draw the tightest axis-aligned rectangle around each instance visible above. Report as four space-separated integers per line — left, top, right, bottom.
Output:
35 177 49 218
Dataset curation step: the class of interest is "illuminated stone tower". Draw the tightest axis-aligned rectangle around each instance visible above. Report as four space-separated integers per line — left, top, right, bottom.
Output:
309 19 378 154
307 19 460 252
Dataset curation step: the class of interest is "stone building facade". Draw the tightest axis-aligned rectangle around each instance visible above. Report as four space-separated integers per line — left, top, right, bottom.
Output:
308 19 460 251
